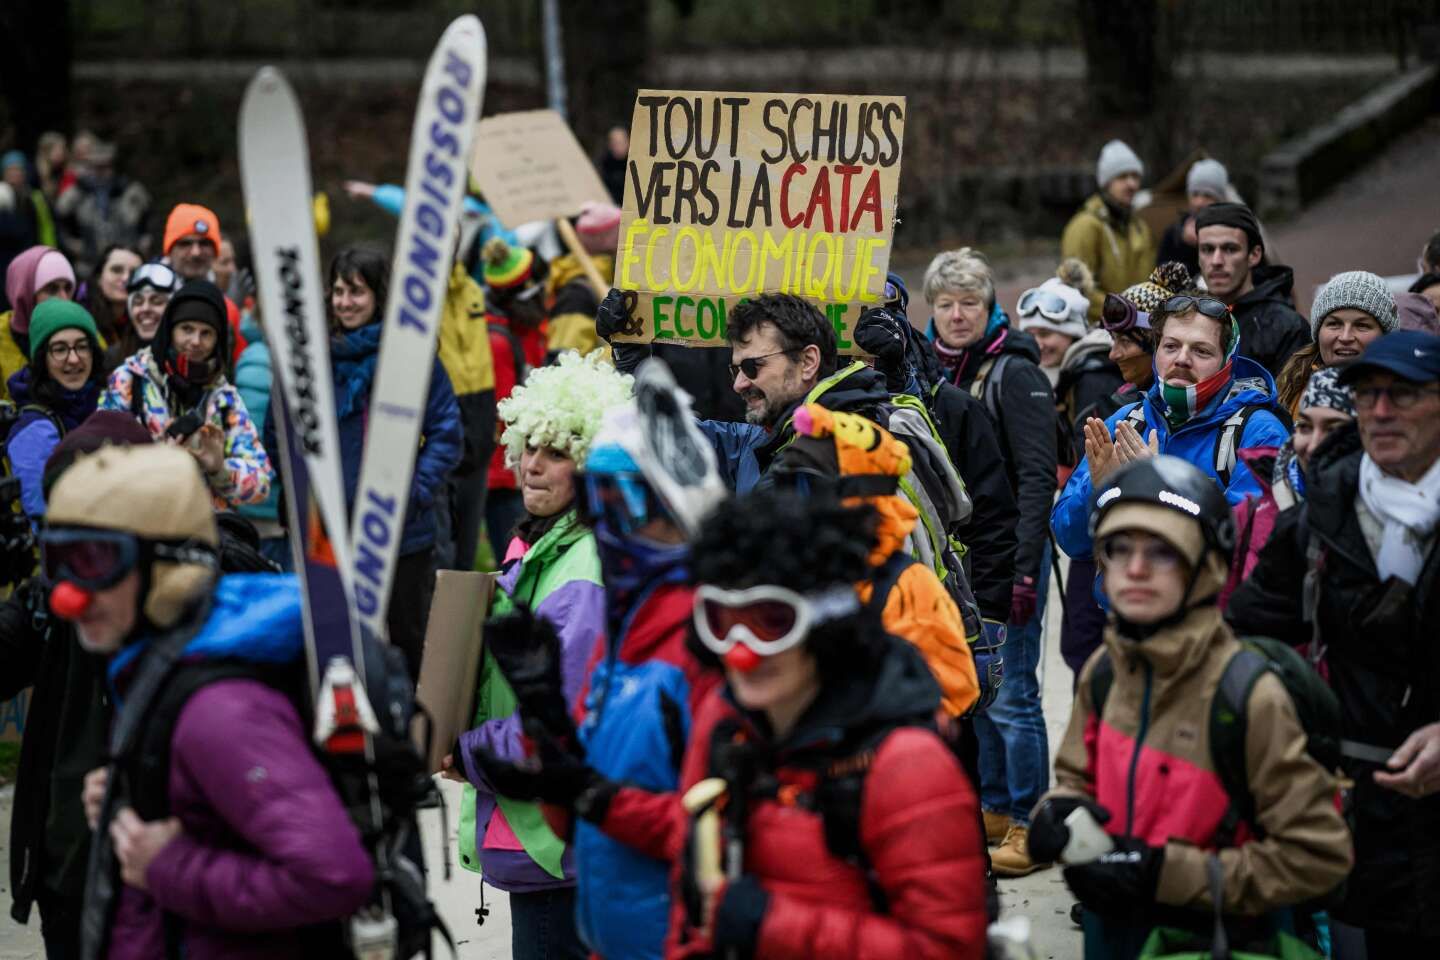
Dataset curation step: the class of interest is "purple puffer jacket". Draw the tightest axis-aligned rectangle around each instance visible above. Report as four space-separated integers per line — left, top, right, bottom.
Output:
106 678 374 960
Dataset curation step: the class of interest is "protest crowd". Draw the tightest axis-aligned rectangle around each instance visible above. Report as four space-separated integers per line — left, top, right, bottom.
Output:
2 58 1440 960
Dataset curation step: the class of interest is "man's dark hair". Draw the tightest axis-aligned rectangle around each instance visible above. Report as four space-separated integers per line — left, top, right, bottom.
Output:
1151 287 1236 355
727 293 839 378
1195 202 1263 255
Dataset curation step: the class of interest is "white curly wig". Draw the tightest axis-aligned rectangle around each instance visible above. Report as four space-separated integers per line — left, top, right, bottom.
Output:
497 350 634 468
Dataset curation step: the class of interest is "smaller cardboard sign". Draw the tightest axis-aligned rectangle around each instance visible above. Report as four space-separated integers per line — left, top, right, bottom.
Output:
413 570 496 774
470 109 613 226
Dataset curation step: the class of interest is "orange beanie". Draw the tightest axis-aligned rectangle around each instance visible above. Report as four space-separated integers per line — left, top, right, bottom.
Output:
163 203 223 256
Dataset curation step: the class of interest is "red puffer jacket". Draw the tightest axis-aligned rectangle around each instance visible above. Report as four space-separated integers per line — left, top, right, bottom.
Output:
665 640 989 960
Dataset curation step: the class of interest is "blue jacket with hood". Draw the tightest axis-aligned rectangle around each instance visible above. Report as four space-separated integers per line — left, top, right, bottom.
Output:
1052 355 1291 560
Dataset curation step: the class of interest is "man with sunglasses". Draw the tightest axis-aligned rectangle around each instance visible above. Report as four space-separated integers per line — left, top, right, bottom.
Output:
1228 330 1440 954
1031 455 1351 958
1052 290 1291 567
38 444 373 959
1193 202 1310 379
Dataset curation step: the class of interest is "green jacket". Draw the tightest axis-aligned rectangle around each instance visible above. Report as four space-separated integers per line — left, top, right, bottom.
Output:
456 512 605 888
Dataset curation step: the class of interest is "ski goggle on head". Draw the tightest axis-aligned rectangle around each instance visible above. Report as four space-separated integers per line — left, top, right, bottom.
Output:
38 526 216 620
126 261 180 296
1017 287 1072 322
1101 293 1151 334
693 583 860 673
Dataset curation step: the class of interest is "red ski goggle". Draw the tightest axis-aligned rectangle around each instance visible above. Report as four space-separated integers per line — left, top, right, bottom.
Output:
693 584 859 672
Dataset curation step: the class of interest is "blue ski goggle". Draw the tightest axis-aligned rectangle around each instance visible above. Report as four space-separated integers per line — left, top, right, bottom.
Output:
577 471 668 536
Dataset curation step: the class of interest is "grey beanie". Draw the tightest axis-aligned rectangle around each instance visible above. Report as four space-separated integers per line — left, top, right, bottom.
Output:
1186 159 1229 200
1096 140 1144 188
1310 270 1399 339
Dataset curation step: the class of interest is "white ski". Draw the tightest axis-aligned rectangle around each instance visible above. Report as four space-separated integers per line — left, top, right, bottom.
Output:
351 14 487 640
238 67 362 679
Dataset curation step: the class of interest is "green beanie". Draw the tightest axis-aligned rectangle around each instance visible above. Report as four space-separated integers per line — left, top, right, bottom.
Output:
29 299 100 357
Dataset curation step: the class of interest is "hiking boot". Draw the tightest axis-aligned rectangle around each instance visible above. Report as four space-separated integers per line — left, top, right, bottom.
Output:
983 809 1011 846
991 823 1051 877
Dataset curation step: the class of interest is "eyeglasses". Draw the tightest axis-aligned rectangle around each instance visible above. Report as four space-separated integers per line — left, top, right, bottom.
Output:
1017 287 1072 322
728 350 792 382
39 527 141 590
127 261 180 295
692 583 859 660
1098 535 1184 571
47 339 92 361
1162 295 1230 320
1353 382 1440 411
1101 293 1151 334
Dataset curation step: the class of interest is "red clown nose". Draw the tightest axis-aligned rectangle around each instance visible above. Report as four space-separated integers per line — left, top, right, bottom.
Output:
723 644 762 674
50 581 94 620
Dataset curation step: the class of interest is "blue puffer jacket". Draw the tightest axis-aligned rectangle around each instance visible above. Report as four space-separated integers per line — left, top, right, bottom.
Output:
330 323 463 556
233 314 282 526
1052 356 1291 560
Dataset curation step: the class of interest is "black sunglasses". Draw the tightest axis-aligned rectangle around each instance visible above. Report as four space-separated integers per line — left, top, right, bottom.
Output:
1162 295 1230 319
728 350 793 381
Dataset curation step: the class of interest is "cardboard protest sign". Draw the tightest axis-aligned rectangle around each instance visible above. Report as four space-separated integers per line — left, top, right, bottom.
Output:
470 109 613 226
614 90 905 354
413 570 496 773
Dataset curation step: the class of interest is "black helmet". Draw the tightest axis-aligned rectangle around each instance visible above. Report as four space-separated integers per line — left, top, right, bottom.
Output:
1088 455 1235 559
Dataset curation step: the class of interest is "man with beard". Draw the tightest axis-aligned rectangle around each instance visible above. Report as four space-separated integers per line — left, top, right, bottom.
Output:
1051 291 1291 563
1194 202 1310 378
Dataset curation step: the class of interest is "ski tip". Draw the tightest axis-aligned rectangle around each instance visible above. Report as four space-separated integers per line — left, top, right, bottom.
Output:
444 13 486 47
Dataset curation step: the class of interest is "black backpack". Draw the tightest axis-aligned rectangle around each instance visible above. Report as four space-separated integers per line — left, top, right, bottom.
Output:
1089 635 1343 844
123 635 452 959
967 353 1078 470
1119 400 1291 489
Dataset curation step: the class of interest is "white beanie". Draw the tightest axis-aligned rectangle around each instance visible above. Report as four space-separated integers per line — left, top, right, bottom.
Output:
1186 159 1229 200
1018 277 1089 340
1096 140 1144 188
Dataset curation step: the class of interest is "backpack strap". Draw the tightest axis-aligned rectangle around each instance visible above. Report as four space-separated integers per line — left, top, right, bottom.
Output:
1122 404 1147 434
1212 406 1255 488
1088 649 1116 718
1208 647 1269 845
18 404 65 441
866 552 915 617
968 354 1010 423
1300 517 1327 670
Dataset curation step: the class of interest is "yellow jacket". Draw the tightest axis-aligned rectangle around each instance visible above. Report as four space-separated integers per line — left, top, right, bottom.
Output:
0 312 25 403
1061 194 1156 319
438 265 495 395
545 253 613 358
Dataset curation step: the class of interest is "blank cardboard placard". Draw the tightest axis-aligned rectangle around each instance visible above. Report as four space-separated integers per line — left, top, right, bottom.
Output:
470 109 613 226
413 569 496 774
614 90 906 355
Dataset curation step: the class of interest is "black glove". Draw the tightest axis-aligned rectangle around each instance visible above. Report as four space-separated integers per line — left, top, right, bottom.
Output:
466 741 617 822
1027 795 1112 863
1062 836 1165 919
485 607 576 745
854 305 909 364
712 875 770 957
595 287 642 342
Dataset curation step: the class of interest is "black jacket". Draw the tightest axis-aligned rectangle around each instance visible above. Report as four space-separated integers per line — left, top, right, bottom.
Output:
925 381 1019 621
1056 337 1125 442
932 326 1058 583
1155 212 1200 277
2 581 110 924
1227 425 1440 936
1230 265 1312 380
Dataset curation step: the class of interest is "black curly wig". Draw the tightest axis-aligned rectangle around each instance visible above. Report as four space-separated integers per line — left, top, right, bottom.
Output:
689 489 885 679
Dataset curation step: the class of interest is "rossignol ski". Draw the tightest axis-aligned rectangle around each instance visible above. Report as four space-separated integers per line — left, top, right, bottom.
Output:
239 67 400 956
350 14 487 640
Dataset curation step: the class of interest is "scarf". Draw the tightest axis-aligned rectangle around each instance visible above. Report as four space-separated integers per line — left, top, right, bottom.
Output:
1157 316 1242 429
331 323 383 418
1358 453 1440 585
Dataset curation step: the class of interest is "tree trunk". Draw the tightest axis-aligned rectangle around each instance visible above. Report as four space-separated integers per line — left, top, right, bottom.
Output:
556 0 649 156
1076 0 1162 118
0 0 74 150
